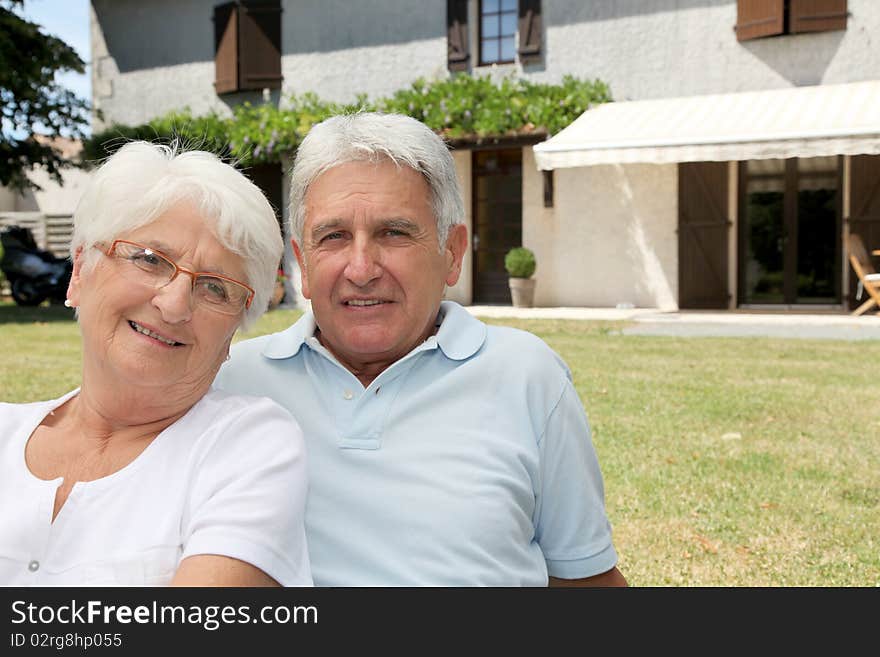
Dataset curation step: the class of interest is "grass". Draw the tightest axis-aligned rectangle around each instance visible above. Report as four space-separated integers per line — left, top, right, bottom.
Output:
2 303 878 586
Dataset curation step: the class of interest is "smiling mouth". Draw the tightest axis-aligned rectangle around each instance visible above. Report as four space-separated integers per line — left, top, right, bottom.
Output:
345 299 388 307
129 320 183 346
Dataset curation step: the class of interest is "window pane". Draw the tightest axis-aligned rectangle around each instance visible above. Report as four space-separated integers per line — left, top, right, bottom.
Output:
481 40 498 64
483 0 499 14
482 15 499 38
746 158 784 193
501 0 516 10
500 36 515 62
796 173 838 301
501 12 517 36
747 159 784 175
743 187 785 304
798 155 837 174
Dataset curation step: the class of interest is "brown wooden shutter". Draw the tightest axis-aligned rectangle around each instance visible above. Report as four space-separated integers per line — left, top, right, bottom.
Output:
213 2 239 95
790 0 847 34
518 0 542 64
678 162 730 309
239 0 282 90
847 155 880 309
447 0 469 72
735 0 784 41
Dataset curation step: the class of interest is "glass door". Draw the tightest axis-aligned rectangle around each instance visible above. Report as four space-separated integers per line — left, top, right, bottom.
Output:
471 149 522 304
739 157 841 306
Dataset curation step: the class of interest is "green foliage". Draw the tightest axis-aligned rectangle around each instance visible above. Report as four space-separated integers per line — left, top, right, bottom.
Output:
379 73 610 138
82 110 230 166
82 74 612 166
0 0 92 190
227 93 366 166
83 92 369 168
504 246 536 278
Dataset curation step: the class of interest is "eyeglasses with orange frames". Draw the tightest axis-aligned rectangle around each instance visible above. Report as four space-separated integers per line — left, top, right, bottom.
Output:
103 240 254 315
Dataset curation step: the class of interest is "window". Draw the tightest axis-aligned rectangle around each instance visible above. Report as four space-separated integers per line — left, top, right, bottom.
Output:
735 0 847 42
213 0 282 95
447 1 543 71
480 0 517 65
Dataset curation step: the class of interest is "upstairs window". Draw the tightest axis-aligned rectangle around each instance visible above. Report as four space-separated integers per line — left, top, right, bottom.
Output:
480 0 517 65
447 1 543 71
736 0 847 42
213 0 282 95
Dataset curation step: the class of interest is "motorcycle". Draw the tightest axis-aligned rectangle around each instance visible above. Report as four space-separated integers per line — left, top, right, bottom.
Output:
0 225 73 306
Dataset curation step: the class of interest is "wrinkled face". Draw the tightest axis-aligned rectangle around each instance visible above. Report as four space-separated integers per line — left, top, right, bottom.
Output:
294 159 466 374
68 204 248 400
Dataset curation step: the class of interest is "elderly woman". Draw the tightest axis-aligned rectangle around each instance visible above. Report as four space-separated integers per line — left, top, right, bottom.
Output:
0 142 311 586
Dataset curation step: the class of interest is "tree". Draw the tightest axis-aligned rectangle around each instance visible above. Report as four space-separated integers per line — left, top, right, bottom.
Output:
0 0 90 190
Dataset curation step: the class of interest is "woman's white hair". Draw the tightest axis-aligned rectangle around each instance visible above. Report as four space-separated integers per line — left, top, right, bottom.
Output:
71 141 283 330
288 112 464 249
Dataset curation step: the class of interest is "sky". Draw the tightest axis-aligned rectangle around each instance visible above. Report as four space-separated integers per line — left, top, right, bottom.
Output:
15 0 92 133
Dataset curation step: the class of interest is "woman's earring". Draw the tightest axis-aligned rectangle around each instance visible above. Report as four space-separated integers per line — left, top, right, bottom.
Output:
64 299 73 308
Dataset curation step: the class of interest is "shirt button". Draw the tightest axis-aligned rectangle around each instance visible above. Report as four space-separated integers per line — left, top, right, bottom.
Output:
343 390 353 400
28 560 39 572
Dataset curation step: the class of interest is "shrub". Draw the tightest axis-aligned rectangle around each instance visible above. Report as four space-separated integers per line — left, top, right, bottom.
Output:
504 247 536 278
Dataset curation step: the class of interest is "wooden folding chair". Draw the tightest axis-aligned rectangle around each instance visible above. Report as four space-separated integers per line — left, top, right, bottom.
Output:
846 233 880 316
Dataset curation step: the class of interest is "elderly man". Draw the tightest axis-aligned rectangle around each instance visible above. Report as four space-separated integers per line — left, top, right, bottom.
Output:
215 112 627 587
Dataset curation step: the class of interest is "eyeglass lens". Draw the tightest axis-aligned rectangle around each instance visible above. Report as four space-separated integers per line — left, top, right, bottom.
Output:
111 241 250 313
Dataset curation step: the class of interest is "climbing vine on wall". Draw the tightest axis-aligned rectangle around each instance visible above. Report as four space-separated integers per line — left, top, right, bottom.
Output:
83 73 611 167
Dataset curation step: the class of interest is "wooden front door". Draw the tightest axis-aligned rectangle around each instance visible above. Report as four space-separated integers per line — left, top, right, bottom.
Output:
678 161 730 309
472 149 522 304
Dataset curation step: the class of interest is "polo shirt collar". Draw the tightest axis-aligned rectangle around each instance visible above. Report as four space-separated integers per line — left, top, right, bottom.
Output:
434 300 487 360
260 300 487 362
262 312 316 359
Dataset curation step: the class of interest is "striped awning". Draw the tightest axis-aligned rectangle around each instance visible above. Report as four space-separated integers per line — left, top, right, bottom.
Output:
533 80 880 169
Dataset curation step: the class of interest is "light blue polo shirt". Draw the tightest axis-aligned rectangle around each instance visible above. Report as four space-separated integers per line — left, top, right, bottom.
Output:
215 301 618 586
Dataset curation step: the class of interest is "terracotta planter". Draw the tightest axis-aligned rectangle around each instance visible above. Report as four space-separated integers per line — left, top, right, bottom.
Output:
509 277 536 308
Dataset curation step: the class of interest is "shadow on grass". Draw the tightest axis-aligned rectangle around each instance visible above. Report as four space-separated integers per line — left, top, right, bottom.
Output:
0 302 77 324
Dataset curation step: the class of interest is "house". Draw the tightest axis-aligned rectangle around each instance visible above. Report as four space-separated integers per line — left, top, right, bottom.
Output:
0 137 86 259
89 0 880 311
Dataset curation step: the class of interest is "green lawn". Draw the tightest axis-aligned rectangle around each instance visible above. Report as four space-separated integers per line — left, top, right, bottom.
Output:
2 303 878 586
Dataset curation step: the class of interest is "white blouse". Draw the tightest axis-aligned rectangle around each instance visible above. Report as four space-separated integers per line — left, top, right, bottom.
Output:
0 388 311 586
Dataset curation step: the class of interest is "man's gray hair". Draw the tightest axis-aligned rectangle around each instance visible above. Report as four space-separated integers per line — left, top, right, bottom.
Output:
288 112 465 248
71 141 283 330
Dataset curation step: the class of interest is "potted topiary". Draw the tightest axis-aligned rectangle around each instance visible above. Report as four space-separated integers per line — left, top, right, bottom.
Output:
504 246 537 308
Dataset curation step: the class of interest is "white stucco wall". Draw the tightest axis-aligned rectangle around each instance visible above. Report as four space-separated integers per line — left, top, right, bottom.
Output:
0 167 89 215
92 0 880 130
532 0 879 100
91 0 451 130
91 1 230 129
524 153 678 309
